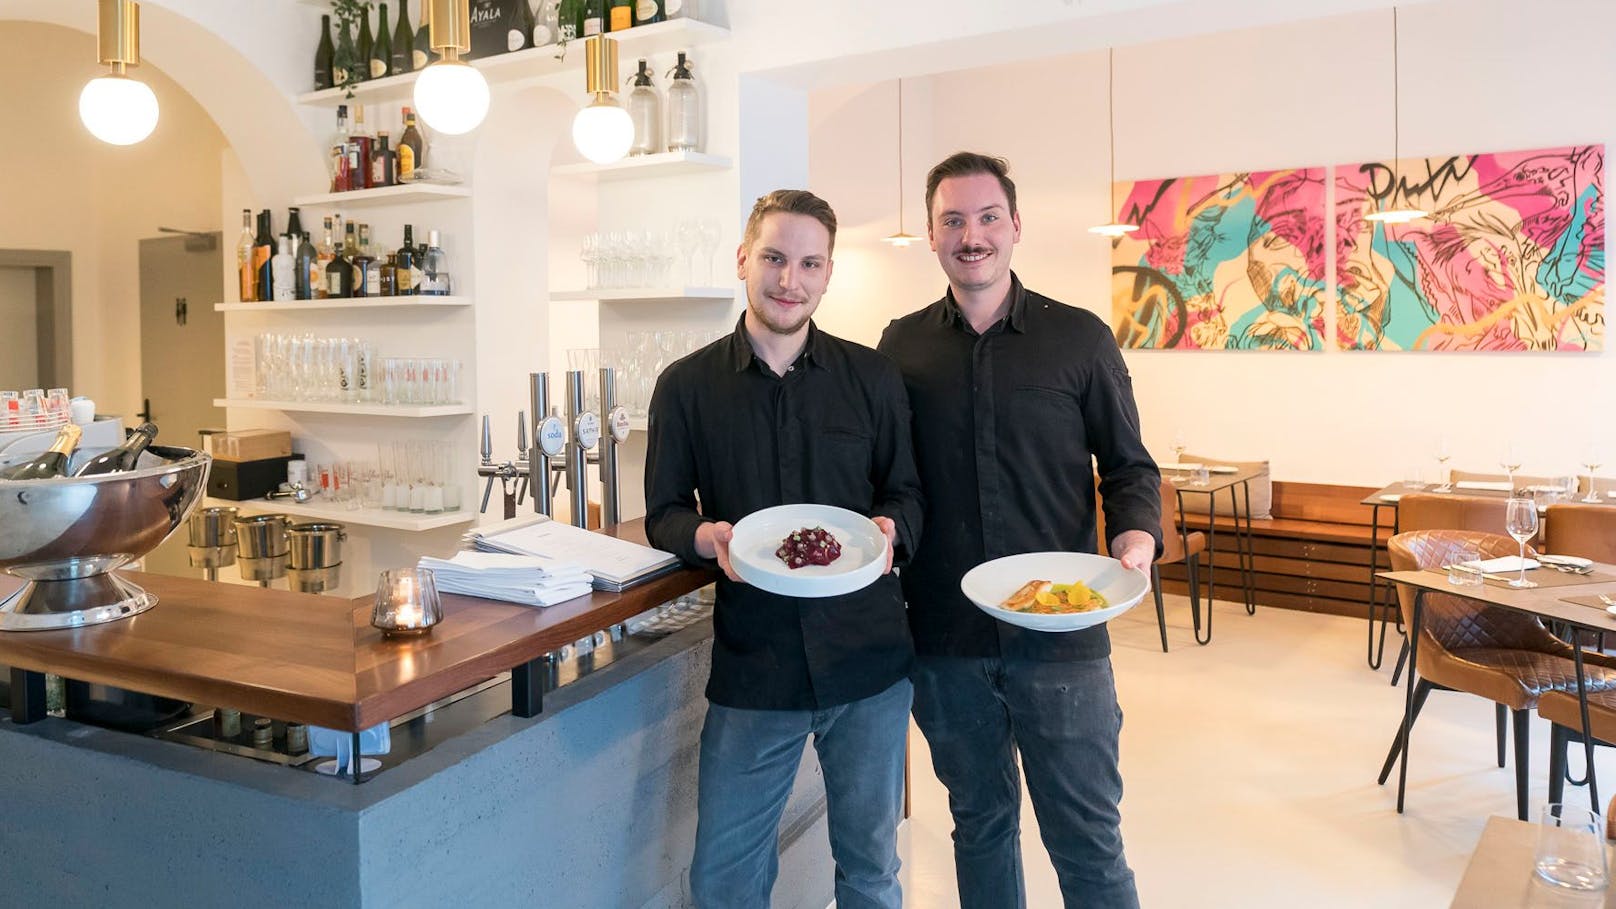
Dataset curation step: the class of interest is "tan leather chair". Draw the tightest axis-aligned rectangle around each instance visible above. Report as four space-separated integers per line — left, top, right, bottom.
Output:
1376 529 1616 820
1545 503 1616 562
1398 494 1509 535
1448 468 1560 493
1538 687 1616 806
1098 478 1207 652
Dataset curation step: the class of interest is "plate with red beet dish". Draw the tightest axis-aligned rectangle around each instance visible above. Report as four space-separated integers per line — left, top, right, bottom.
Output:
728 504 888 598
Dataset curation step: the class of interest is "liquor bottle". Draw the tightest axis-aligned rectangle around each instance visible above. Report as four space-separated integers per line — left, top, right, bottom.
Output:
314 14 336 89
583 0 603 36
314 217 336 299
395 225 417 295
558 0 580 41
665 51 700 152
391 0 414 73
370 132 394 188
413 9 432 70
2 423 83 480
296 232 317 300
357 224 382 297
271 236 296 301
507 0 534 51
357 8 374 81
346 222 368 298
236 208 256 302
355 106 375 189
420 230 451 295
330 104 352 192
285 207 305 247
326 223 355 298
609 0 631 31
397 108 425 181
334 19 357 86
380 253 398 296
253 210 275 302
634 0 664 25
74 422 157 476
535 0 560 46
627 58 659 156
371 4 392 79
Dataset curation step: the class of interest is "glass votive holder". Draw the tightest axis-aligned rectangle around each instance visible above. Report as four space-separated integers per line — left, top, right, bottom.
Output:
371 568 443 638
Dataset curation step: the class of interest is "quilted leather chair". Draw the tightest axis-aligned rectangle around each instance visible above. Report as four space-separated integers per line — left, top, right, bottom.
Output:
1545 503 1616 563
1537 503 1616 803
1376 529 1616 820
1098 478 1206 652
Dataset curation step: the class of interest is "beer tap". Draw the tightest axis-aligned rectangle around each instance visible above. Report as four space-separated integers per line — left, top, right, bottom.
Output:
599 365 631 527
477 414 523 520
564 370 600 529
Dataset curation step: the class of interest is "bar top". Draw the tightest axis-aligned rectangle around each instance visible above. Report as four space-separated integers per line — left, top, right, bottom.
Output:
0 519 715 731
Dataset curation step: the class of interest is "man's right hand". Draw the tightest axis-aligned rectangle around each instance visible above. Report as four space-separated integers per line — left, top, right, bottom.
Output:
694 521 742 582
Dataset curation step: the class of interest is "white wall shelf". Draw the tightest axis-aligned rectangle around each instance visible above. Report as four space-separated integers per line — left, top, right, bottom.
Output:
291 183 470 208
214 295 469 313
551 287 733 302
297 19 731 107
214 399 474 417
552 151 732 181
207 496 476 532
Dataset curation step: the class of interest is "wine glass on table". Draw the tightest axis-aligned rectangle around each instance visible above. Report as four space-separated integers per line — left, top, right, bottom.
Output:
1504 496 1539 589
1434 435 1452 493
1582 442 1603 504
1499 441 1522 492
1169 429 1188 485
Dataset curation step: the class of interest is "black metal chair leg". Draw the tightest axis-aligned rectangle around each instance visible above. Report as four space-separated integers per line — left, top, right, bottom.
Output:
1190 554 1211 646
1512 708 1530 821
1496 704 1508 768
1390 637 1409 687
1151 564 1168 653
1549 722 1569 806
1379 679 1434 785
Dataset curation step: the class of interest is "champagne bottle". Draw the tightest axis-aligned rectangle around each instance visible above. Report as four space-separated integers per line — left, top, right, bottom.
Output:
413 11 432 70
74 422 157 476
357 9 374 81
314 14 336 89
371 4 392 79
236 208 256 302
535 0 560 46
558 0 580 41
398 107 425 180
583 0 603 36
334 20 356 87
507 0 534 51
296 232 317 300
391 0 414 73
634 0 664 26
609 0 631 32
3 423 83 480
253 210 275 302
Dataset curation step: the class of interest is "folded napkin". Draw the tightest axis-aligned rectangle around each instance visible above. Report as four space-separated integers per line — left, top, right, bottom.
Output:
419 552 595 607
308 723 391 775
1462 556 1540 573
1160 462 1203 471
1455 480 1513 492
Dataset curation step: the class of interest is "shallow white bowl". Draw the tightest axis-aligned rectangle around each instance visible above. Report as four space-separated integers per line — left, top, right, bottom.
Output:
960 551 1149 632
729 504 888 598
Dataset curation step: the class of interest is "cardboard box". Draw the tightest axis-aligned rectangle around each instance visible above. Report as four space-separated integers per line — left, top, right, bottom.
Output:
207 456 292 500
209 430 293 463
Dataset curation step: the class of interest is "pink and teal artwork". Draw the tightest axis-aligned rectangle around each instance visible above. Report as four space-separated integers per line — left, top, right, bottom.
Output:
1335 145 1604 351
1110 168 1328 351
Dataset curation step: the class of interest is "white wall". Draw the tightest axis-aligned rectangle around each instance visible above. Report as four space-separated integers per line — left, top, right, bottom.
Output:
807 0 1616 487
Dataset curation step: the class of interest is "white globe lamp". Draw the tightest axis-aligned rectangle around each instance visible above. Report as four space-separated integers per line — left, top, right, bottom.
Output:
572 101 634 165
80 73 159 146
413 60 490 136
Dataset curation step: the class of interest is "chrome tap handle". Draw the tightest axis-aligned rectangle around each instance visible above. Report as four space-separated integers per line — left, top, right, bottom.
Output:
480 414 493 466
515 410 528 460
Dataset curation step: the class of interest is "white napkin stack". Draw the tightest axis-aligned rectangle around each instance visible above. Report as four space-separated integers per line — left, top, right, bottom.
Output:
1456 480 1513 492
1463 555 1540 573
418 551 595 608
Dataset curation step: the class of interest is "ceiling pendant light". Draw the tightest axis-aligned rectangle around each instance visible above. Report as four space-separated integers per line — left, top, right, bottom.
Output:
79 0 159 146
413 0 491 136
570 35 634 165
1088 48 1138 238
1364 7 1428 224
882 79 919 248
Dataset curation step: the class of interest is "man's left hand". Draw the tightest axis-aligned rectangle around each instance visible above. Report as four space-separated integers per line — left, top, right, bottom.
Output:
1112 530 1155 579
872 516 898 574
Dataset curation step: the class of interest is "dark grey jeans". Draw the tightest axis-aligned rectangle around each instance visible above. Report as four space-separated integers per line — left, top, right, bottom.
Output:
911 654 1139 909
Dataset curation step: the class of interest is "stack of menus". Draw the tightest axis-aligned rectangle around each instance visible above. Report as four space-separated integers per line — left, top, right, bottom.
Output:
465 516 680 592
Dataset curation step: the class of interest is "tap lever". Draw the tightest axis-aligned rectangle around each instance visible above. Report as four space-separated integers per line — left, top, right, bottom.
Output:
515 410 528 459
480 414 493 466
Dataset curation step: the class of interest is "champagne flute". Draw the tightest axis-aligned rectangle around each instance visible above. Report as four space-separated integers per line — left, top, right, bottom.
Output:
1582 442 1603 504
1168 429 1188 485
1499 441 1522 492
1434 435 1452 493
1504 496 1539 589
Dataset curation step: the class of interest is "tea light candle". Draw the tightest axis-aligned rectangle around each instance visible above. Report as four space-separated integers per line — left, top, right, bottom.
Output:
395 603 423 629
372 566 443 637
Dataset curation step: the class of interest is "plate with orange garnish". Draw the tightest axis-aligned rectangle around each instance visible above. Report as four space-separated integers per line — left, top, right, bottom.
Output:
960 552 1148 632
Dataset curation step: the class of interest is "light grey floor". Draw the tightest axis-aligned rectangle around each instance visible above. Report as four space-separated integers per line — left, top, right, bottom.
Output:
895 596 1616 907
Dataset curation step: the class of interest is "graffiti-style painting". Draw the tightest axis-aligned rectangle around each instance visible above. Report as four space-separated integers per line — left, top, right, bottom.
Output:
1110 169 1328 351
1336 145 1604 351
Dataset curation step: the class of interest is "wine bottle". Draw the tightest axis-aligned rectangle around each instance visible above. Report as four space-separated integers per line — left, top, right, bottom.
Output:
558 0 580 41
391 0 414 73
583 0 603 36
357 223 381 297
314 14 336 89
253 210 275 302
371 131 394 188
396 225 417 295
286 206 305 247
326 222 355 298
296 232 317 301
535 0 559 46
74 423 157 476
343 222 365 298
420 230 451 295
413 12 432 70
3 423 83 480
371 4 392 79
609 0 631 32
334 20 356 87
357 9 374 81
271 236 296 302
663 0 685 19
398 107 425 180
634 0 663 26
507 0 533 51
236 208 256 303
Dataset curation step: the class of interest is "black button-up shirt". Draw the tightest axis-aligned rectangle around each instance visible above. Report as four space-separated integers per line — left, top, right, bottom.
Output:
877 275 1162 661
644 317 924 710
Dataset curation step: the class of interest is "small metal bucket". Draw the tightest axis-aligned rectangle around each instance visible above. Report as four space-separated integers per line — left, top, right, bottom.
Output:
287 522 346 594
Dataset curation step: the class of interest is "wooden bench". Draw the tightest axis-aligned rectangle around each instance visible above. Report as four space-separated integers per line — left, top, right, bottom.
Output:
1155 481 1391 618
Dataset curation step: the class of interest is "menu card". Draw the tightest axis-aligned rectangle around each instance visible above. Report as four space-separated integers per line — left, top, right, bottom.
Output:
466 516 680 592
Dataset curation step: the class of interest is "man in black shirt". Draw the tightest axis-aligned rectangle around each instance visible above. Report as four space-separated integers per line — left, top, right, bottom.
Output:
645 189 923 909
878 153 1162 909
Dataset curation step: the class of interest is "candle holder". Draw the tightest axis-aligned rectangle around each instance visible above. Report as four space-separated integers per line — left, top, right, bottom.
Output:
371 567 443 638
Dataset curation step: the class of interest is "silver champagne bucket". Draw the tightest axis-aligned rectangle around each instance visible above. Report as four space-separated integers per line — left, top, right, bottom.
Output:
287 522 346 594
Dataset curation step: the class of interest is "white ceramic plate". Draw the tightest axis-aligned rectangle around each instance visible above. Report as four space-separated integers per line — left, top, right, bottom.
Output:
960 551 1149 633
1541 554 1594 569
729 504 888 598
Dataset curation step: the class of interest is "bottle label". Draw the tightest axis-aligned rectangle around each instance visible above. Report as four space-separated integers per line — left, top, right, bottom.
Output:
240 265 255 303
533 25 553 46
412 48 429 69
636 0 658 19
398 145 415 180
610 7 631 30
370 58 388 78
560 23 577 41
665 0 681 14
508 29 525 52
575 412 602 450
333 65 349 85
584 18 602 35
366 267 382 295
327 271 343 296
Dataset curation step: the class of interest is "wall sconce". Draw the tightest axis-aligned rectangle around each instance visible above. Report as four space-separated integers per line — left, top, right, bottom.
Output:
571 35 634 165
79 0 159 146
413 0 490 136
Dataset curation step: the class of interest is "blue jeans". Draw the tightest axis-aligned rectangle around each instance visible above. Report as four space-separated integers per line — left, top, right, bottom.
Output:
689 678 912 909
911 655 1138 909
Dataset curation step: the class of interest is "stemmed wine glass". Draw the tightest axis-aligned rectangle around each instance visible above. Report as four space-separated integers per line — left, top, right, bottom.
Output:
1167 430 1188 486
1504 496 1539 589
1499 441 1523 492
1582 442 1603 504
697 218 721 286
1434 435 1452 493
677 219 702 288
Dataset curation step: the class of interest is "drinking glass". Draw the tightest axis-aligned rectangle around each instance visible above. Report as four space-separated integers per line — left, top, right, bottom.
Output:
1500 441 1522 491
677 219 702 286
1434 435 1452 493
1191 466 1210 487
697 217 721 285
1535 803 1608 891
1446 548 1483 587
1582 442 1603 503
1504 496 1540 588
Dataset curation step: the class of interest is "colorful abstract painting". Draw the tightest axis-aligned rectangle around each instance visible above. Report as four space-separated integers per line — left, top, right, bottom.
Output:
1110 168 1328 351
1335 145 1604 351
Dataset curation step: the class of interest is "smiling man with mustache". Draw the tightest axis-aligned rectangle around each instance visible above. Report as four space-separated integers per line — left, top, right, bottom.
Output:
645 189 924 908
879 153 1162 909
